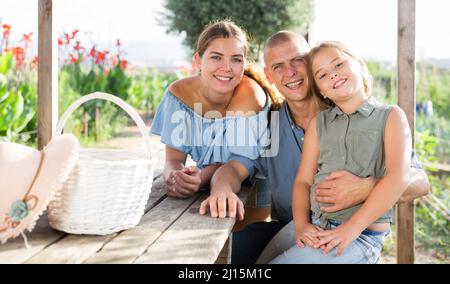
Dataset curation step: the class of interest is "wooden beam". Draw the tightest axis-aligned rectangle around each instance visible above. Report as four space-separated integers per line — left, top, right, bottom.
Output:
397 0 416 264
38 0 58 149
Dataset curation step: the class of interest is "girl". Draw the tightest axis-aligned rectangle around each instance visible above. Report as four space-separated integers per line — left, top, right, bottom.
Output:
269 41 412 264
151 20 278 221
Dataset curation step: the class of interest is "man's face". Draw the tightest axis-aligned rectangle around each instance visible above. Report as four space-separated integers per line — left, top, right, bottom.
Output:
264 40 310 102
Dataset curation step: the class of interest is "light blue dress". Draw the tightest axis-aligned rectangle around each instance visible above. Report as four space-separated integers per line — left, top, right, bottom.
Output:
151 90 271 169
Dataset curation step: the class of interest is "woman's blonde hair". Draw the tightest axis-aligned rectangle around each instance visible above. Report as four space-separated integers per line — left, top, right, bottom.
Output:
244 65 282 110
307 41 373 104
197 19 249 57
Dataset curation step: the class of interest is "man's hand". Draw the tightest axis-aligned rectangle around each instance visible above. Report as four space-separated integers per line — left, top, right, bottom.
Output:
199 189 245 220
165 166 202 198
315 171 376 213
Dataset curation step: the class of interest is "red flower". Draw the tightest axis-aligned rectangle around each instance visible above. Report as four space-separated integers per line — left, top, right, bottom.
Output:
69 53 78 64
58 38 64 46
7 47 25 68
3 24 11 38
71 29 79 39
21 33 33 43
95 51 108 65
89 46 97 57
64 33 71 44
111 56 119 67
121 60 128 69
73 41 84 52
32 56 38 66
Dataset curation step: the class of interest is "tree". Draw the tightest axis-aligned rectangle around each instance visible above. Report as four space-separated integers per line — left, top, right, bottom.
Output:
159 0 314 61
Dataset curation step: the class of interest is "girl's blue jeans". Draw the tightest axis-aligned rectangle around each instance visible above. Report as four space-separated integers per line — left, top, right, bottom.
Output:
258 213 389 264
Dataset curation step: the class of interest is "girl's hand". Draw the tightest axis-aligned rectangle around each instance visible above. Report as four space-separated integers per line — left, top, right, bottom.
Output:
295 223 325 249
310 223 361 256
165 166 202 198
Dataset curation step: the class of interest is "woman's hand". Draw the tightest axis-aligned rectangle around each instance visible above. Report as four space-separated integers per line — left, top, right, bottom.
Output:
165 166 202 198
295 223 324 249
310 222 361 256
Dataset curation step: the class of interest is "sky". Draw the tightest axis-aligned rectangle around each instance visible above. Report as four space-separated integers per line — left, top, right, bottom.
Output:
1 0 449 66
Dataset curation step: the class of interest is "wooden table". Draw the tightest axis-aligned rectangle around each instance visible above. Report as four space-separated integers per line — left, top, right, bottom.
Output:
0 171 250 264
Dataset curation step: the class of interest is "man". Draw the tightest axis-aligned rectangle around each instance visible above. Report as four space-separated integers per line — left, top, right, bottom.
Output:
199 31 430 263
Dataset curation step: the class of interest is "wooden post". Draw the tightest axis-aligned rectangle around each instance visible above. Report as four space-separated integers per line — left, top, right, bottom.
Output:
38 0 58 149
397 0 416 264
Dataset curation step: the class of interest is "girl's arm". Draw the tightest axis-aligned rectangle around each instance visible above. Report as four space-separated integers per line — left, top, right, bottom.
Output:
292 117 323 247
312 106 412 255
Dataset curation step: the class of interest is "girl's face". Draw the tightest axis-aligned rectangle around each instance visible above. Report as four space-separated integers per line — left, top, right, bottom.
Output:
196 37 245 95
312 47 365 103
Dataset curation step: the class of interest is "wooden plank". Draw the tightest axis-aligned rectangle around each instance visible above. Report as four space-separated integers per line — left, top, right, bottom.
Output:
0 215 64 264
38 0 58 149
134 187 250 264
145 172 166 212
25 234 116 264
84 194 199 264
397 0 416 264
214 236 232 264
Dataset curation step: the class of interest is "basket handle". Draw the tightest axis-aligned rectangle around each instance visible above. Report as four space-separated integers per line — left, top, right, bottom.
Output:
55 92 152 159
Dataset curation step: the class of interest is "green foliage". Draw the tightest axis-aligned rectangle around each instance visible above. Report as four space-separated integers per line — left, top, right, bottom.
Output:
417 64 450 119
59 61 132 143
415 175 450 259
0 52 37 143
370 61 450 261
160 0 314 60
416 115 450 163
127 68 178 118
366 60 397 104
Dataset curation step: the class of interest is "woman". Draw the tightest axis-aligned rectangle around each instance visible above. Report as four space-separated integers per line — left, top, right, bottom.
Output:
151 20 279 223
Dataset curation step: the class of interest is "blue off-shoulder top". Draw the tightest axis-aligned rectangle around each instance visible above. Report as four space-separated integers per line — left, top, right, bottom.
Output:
150 90 271 169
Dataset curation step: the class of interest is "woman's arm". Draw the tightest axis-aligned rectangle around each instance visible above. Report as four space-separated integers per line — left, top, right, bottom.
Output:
312 106 412 255
163 146 188 198
292 117 323 247
164 147 223 198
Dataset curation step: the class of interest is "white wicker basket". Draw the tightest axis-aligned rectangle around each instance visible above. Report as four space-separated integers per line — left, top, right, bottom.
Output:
48 92 155 235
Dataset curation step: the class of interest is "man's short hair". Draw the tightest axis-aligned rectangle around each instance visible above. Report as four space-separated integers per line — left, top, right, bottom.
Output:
264 31 310 58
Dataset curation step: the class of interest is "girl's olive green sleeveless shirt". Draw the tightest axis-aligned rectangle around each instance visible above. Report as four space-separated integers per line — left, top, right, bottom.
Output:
310 97 393 229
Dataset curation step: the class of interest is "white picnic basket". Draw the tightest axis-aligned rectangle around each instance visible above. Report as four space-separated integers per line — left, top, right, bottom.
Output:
48 92 155 235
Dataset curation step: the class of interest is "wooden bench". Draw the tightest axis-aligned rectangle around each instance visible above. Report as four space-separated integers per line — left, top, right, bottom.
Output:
0 171 250 264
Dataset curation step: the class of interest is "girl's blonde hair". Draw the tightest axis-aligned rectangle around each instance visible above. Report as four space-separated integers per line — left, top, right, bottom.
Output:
307 41 373 104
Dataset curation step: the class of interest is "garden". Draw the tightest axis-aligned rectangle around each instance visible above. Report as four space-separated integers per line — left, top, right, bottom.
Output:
0 0 448 263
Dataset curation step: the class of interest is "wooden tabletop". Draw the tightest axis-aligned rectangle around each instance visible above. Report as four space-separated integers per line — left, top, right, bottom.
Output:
0 171 250 264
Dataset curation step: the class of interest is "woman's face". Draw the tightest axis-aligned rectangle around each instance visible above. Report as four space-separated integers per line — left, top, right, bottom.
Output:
312 47 364 103
197 37 245 95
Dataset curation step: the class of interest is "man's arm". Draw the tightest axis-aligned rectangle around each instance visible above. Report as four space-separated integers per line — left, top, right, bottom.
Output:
316 167 430 213
397 167 430 203
199 160 250 219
